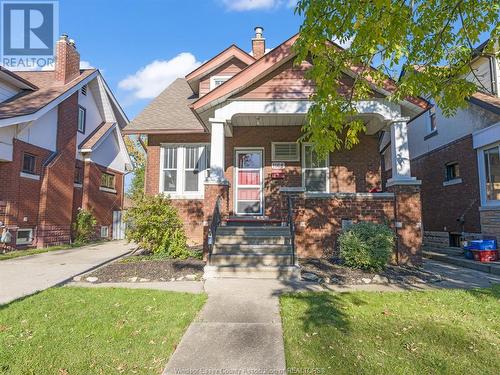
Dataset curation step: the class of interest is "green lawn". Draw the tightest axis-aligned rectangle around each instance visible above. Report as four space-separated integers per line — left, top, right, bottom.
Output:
281 286 500 375
0 287 206 374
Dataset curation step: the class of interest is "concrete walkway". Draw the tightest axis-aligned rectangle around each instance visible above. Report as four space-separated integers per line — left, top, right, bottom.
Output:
163 279 320 375
0 240 133 304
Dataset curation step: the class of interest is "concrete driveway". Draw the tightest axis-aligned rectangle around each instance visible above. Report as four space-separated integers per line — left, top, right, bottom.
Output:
0 240 134 304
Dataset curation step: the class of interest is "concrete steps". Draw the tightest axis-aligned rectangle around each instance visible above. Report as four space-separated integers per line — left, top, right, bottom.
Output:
423 250 500 276
205 222 298 279
423 245 463 257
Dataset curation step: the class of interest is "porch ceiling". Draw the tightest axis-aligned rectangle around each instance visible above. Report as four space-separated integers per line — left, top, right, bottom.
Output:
231 113 305 127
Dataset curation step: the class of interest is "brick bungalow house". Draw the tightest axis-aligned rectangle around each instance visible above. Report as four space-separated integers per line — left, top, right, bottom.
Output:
380 40 500 252
124 28 428 277
0 34 131 249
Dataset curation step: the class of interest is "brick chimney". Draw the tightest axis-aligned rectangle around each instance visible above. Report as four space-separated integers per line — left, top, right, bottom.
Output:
55 34 80 84
252 26 265 59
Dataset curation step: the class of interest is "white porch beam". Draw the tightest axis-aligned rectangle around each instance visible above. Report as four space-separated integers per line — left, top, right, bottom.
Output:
207 119 227 184
387 120 420 186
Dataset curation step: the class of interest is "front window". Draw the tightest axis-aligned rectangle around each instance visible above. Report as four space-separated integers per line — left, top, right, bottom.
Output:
78 106 86 133
302 144 329 192
22 153 36 174
161 144 210 196
483 146 500 202
100 172 115 190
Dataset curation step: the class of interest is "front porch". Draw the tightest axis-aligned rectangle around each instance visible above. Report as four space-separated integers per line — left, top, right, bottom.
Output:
199 98 423 270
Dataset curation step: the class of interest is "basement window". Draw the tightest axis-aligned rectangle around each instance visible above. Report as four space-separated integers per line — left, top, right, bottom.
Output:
100 226 109 238
445 162 460 181
22 153 36 174
16 229 33 245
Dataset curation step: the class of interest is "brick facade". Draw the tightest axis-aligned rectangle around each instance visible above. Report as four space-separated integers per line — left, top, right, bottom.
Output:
411 135 481 244
479 208 500 241
145 127 422 263
0 96 124 249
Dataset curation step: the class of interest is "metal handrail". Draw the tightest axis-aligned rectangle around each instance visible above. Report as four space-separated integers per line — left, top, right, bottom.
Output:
286 194 296 265
208 195 222 254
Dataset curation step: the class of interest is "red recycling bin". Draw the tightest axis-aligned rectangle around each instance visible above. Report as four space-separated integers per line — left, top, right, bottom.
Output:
471 250 498 263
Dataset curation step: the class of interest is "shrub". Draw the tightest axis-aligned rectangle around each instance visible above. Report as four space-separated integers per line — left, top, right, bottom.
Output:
73 209 97 244
125 195 193 259
338 222 395 271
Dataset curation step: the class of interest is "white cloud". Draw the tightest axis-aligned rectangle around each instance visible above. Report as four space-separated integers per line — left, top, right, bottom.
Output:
221 0 283 11
79 60 94 69
118 53 201 100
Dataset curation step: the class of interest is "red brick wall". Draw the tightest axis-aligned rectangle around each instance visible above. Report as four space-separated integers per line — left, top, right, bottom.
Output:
411 135 481 234
81 161 124 239
293 194 396 258
55 38 80 84
146 129 382 246
37 93 78 246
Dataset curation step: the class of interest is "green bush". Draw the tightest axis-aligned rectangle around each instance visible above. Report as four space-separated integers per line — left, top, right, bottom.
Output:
125 194 193 259
338 222 395 271
73 209 97 244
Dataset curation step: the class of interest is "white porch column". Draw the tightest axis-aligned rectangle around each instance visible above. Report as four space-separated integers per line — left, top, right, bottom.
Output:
208 119 227 183
387 120 419 186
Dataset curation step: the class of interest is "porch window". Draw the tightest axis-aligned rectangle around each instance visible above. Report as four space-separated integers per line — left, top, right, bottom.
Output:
302 144 329 192
160 144 210 197
482 146 500 202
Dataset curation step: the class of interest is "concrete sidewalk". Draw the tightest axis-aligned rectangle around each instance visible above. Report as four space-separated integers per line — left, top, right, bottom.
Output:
163 279 319 375
0 240 133 304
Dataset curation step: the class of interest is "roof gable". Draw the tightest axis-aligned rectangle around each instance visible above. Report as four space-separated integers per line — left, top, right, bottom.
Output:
185 44 255 94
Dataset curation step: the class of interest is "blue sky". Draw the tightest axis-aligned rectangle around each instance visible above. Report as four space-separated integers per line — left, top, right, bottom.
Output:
57 0 303 119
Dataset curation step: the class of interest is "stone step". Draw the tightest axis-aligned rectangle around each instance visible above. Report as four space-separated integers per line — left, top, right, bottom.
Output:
215 235 290 245
213 243 292 255
423 250 500 275
217 226 290 236
209 253 294 267
203 265 301 280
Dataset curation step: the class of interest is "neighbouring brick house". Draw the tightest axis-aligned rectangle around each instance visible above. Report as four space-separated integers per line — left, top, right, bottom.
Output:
124 28 428 277
380 40 500 250
0 34 131 249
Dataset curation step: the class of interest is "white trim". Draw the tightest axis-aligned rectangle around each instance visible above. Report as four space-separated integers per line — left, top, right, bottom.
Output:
74 183 83 188
19 172 40 180
209 76 232 91
99 186 117 194
386 178 421 186
443 178 463 187
279 187 306 193
304 192 395 199
477 142 500 207
272 142 300 161
234 148 265 216
0 71 99 128
159 143 210 198
302 143 330 193
472 121 500 149
16 228 33 245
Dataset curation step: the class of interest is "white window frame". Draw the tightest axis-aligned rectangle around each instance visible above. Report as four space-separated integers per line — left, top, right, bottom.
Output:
234 147 265 216
16 229 33 245
302 143 330 193
159 144 210 199
209 76 231 91
272 142 300 162
100 226 109 238
478 142 500 207
78 106 86 133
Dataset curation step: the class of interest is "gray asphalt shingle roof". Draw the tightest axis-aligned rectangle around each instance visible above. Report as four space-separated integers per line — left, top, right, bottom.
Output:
124 78 204 133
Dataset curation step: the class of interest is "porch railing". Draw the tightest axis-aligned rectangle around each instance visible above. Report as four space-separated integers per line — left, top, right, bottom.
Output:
208 195 222 255
286 194 296 265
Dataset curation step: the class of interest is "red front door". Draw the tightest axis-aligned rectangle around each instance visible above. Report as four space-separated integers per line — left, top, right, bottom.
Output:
235 150 263 215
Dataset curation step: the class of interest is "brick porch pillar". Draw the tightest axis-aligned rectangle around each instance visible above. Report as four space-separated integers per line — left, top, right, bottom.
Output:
203 182 229 260
387 183 423 266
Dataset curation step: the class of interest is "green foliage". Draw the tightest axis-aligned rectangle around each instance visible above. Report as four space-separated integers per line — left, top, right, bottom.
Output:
338 222 394 271
294 0 499 155
125 194 194 259
125 135 146 201
73 209 97 244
